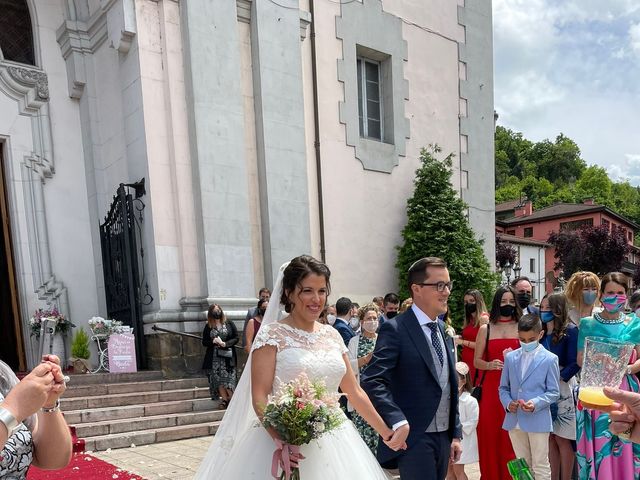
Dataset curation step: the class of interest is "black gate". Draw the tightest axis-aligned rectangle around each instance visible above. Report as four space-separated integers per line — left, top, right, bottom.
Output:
100 180 148 369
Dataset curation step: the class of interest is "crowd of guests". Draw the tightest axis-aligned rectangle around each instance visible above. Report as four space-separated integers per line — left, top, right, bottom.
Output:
202 269 640 480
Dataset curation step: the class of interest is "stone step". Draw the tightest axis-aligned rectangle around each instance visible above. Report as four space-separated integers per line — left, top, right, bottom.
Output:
64 377 209 398
61 386 211 410
74 410 224 437
83 421 221 452
64 397 218 424
66 370 164 386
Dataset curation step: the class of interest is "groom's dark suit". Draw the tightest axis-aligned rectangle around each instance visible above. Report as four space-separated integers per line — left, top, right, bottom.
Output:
361 305 461 479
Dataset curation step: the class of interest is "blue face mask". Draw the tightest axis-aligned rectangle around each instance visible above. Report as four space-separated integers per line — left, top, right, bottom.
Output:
540 311 555 323
520 340 539 353
582 290 597 306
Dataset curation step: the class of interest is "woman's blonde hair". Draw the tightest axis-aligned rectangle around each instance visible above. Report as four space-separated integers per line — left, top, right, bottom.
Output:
399 298 413 313
564 271 600 311
358 303 380 321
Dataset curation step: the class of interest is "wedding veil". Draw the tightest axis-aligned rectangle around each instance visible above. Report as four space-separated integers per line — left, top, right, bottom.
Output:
194 261 289 478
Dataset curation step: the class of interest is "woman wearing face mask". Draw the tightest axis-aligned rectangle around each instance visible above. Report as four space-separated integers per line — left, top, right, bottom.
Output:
244 299 269 354
202 304 239 408
575 272 640 479
474 287 521 480
564 271 600 327
540 294 579 480
455 289 489 385
347 303 381 454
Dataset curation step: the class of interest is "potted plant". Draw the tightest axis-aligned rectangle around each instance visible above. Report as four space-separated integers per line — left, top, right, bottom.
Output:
70 329 91 373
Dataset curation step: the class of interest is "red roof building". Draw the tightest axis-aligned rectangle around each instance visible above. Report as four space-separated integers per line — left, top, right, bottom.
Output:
496 199 640 293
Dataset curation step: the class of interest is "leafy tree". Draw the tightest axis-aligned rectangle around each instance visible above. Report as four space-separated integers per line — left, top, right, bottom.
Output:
396 145 499 329
535 134 586 185
496 235 517 268
548 224 630 277
574 165 612 205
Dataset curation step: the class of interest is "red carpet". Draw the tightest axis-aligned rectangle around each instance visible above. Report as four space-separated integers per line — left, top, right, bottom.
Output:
27 453 145 480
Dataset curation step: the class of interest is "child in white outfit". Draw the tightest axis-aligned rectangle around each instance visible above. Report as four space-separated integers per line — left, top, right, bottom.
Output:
448 361 479 480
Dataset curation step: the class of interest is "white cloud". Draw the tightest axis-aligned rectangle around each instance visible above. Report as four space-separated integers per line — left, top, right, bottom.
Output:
607 155 640 185
630 23 640 54
494 1 640 186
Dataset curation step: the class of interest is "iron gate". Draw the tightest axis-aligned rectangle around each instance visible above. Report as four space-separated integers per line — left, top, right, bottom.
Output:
100 180 148 369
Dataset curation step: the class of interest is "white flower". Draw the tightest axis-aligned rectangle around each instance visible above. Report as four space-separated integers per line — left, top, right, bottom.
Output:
313 422 325 433
445 326 456 337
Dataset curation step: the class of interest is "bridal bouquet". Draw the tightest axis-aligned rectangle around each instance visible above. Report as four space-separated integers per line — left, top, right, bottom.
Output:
262 372 344 480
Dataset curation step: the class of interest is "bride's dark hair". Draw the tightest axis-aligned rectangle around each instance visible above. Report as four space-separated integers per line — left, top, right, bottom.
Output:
281 255 331 313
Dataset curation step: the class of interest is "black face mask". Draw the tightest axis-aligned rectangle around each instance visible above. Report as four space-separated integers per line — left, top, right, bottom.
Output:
516 293 531 309
464 303 477 315
499 305 515 318
386 311 398 319
212 311 223 320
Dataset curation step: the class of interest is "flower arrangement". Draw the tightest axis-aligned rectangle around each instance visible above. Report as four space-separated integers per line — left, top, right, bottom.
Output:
262 372 344 480
87 316 124 337
29 307 74 338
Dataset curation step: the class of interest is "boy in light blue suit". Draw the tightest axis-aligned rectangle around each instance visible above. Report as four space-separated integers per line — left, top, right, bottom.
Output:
499 314 560 480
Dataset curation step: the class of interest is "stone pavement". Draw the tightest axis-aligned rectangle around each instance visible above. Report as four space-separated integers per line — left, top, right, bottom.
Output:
94 437 481 479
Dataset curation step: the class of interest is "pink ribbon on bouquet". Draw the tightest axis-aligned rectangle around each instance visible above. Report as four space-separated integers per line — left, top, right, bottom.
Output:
271 439 304 480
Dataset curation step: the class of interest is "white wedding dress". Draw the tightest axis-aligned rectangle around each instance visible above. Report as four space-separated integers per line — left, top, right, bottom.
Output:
204 321 391 479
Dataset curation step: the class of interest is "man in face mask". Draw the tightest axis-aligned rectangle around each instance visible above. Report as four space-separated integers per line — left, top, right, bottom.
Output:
379 292 400 326
511 277 535 315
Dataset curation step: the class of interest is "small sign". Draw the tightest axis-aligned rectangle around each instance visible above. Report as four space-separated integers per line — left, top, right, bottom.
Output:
108 333 137 373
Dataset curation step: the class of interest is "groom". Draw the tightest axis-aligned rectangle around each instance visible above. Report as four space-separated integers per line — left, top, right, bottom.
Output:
362 257 462 480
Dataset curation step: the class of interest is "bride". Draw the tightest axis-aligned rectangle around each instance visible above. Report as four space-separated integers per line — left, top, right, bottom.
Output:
195 255 404 478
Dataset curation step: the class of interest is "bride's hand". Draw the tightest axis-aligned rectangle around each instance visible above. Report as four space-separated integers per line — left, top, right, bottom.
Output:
383 424 409 451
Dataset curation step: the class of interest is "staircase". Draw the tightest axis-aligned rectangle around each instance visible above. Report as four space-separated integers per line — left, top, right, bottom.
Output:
61 371 224 451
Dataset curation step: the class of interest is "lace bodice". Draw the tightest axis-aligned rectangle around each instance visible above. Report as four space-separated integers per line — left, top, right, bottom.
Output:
253 322 349 392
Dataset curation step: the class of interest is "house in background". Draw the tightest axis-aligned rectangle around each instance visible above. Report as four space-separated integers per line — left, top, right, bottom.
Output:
496 232 548 303
496 199 639 293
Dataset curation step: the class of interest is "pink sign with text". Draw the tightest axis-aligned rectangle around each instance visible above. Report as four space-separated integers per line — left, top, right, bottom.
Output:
108 333 137 373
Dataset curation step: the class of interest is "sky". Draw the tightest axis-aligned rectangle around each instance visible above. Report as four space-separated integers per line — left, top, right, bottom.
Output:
492 0 640 185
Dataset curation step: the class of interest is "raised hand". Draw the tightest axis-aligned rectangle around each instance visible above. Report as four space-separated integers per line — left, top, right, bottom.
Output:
2 363 55 422
603 387 640 442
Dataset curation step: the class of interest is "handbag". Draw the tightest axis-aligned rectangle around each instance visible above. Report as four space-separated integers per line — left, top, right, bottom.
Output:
216 347 233 358
471 324 490 401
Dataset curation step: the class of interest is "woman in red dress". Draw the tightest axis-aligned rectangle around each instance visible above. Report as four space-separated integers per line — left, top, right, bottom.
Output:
474 286 521 480
456 289 489 384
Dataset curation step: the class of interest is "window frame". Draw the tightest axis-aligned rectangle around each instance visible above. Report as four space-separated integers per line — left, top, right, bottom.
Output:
357 56 384 141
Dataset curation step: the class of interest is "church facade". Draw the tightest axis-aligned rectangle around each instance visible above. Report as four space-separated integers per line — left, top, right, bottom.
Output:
0 0 495 372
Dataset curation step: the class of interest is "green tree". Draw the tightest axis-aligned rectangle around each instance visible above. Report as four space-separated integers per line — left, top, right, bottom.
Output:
494 126 535 187
535 134 586 185
574 165 613 205
396 145 499 329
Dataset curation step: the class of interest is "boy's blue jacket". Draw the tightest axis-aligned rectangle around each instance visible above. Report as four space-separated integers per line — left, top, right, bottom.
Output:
499 346 560 433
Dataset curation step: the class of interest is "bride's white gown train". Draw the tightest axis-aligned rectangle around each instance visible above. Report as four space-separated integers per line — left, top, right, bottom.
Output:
213 322 391 479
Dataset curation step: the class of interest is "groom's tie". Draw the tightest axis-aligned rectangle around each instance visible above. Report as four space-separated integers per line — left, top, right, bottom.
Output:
425 322 444 366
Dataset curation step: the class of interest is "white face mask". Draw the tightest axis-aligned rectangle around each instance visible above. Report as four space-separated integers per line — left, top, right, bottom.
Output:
349 317 360 330
362 320 379 333
326 314 336 325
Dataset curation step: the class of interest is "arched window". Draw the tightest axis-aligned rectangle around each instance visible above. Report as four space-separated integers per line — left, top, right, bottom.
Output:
0 0 35 66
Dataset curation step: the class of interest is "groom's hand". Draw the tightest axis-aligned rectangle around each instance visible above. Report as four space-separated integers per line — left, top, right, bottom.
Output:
384 424 409 451
450 438 462 463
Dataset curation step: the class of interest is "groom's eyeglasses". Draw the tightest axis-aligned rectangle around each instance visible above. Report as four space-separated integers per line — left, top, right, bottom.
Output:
417 281 453 292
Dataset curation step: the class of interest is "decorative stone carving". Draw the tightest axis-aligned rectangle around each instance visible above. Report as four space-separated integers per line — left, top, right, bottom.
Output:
6 66 49 100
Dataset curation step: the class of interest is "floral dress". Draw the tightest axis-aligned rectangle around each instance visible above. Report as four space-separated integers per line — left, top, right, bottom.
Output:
0 393 34 479
576 314 640 480
209 322 239 398
350 335 378 454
